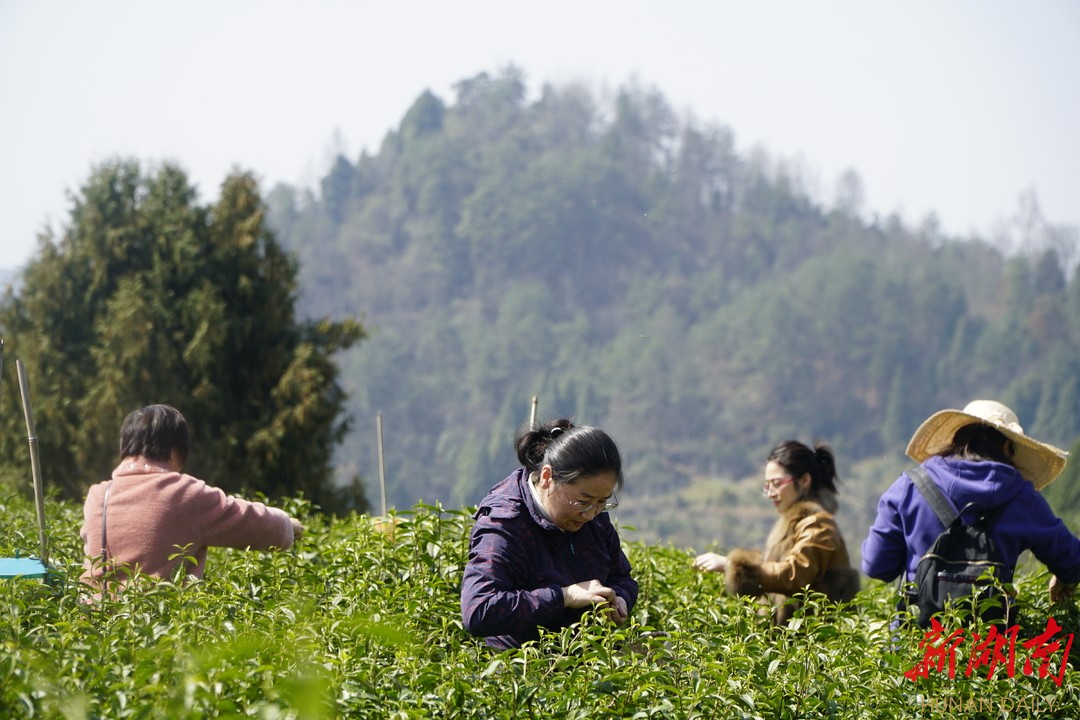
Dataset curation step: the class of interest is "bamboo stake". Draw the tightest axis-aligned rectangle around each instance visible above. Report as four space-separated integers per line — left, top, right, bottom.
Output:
529 395 538 430
0 338 4 420
376 412 387 518
16 359 48 566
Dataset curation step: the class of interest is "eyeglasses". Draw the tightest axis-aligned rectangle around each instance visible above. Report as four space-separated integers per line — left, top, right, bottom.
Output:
761 476 795 496
563 489 619 514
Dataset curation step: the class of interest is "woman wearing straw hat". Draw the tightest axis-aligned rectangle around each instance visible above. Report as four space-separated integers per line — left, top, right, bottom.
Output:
861 399 1080 604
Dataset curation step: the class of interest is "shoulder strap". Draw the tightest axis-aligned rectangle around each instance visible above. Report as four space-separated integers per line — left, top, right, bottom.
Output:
99 481 114 594
908 465 958 528
101 482 113 562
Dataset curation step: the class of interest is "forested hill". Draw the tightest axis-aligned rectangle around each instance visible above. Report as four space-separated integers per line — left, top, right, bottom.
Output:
266 68 1080 547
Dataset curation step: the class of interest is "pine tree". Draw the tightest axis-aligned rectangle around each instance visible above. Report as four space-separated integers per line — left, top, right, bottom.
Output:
0 160 366 511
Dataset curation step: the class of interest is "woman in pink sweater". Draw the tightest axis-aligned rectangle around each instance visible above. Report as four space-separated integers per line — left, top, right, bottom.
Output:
80 404 303 586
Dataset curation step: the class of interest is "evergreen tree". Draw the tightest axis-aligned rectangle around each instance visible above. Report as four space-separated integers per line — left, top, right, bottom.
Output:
0 161 365 511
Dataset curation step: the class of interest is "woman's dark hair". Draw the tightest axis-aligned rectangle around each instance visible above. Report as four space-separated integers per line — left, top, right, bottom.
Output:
768 439 839 495
936 423 1015 466
515 418 624 488
119 404 191 464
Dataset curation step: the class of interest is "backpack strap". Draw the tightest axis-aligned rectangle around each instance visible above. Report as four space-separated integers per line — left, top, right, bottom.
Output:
909 465 1007 529
908 465 958 528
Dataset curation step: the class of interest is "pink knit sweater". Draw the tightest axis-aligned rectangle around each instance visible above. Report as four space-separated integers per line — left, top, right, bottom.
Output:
80 457 295 584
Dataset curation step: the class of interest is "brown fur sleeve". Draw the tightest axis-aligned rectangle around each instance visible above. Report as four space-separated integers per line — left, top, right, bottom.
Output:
725 548 764 596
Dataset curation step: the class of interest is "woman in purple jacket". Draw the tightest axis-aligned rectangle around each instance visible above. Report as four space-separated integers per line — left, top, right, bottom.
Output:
862 400 1080 606
460 419 638 650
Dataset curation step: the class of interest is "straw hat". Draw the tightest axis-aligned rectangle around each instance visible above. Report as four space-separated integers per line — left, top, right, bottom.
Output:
906 400 1069 490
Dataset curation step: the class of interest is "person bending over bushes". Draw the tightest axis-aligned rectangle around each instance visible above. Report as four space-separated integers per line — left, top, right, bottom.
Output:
461 419 638 650
79 404 303 588
693 440 859 625
862 400 1080 622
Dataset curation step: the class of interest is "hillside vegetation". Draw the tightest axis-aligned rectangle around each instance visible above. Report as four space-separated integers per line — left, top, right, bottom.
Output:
2 493 1078 718
266 67 1080 548
3 68 1080 554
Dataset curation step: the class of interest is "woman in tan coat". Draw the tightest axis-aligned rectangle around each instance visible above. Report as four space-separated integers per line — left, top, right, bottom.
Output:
693 440 860 624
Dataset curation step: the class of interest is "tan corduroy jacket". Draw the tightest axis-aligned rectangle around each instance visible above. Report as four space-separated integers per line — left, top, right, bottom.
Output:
725 491 860 625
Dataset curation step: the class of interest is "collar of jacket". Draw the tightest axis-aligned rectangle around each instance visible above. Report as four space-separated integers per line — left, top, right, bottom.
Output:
516 468 564 533
804 487 838 513
782 495 834 523
764 496 839 559
767 496 834 543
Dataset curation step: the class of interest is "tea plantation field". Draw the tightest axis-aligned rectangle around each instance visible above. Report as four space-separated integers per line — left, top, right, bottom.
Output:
2 492 1078 718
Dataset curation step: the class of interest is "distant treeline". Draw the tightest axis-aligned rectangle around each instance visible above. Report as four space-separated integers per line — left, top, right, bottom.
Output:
264 67 1080 516
3 67 1077 541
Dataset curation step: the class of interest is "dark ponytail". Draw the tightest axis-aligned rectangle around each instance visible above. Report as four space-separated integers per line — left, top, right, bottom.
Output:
514 418 623 488
767 439 838 495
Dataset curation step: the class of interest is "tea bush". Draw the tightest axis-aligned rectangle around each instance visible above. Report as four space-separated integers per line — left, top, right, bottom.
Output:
1 492 1078 718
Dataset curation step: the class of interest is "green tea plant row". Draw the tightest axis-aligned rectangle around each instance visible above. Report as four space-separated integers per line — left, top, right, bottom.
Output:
1 492 1078 719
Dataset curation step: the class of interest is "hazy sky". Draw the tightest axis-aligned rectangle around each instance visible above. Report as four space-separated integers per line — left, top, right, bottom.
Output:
2 0 1078 272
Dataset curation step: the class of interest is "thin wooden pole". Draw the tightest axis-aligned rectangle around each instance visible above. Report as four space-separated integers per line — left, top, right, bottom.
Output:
529 395 538 430
16 359 48 566
376 412 387 517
